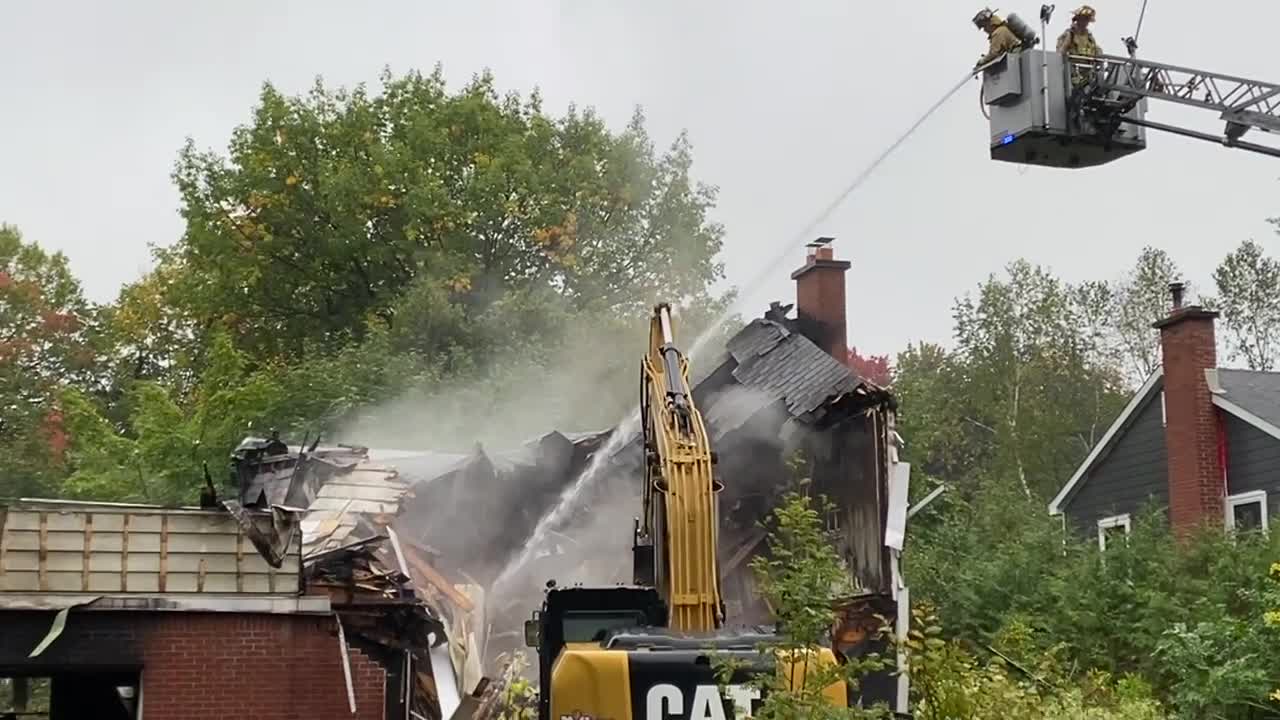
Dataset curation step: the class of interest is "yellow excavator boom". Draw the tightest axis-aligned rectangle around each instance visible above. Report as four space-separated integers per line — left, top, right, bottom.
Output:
527 302 849 720
639 303 723 632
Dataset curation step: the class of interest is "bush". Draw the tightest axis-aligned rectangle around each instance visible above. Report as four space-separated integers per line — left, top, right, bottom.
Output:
906 604 1166 720
905 478 1280 719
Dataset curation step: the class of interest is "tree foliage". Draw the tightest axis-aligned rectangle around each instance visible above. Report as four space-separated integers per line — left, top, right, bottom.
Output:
16 66 734 499
905 473 1280 719
0 226 102 497
848 346 891 387
1210 239 1280 371
895 260 1127 500
1110 247 1184 383
169 68 726 363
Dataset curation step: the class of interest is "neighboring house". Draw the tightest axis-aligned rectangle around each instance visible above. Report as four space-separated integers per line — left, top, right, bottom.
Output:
1049 283 1280 548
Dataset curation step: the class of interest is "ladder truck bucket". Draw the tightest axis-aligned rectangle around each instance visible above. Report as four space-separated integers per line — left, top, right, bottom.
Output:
983 50 1148 168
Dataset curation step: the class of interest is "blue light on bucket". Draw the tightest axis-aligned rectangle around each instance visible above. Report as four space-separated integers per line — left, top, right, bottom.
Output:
1001 133 1016 145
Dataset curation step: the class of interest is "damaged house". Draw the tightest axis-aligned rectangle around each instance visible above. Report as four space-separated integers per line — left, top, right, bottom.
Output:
0 240 909 719
349 239 911 713
0 496 401 720
0 438 503 720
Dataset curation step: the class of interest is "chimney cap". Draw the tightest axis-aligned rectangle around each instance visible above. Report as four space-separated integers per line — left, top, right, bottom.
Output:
1153 281 1219 330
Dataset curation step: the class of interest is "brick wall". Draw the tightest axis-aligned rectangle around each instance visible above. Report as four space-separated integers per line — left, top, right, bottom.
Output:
0 611 386 720
791 245 852 364
1156 307 1224 534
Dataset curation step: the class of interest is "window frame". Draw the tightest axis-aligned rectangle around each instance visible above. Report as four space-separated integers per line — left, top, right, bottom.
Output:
1225 490 1268 533
1097 513 1132 551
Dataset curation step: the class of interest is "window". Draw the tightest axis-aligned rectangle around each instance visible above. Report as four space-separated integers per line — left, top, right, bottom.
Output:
561 610 648 643
1097 513 1131 551
1226 490 1268 533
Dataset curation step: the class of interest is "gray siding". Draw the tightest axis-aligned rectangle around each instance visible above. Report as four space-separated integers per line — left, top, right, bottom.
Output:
1065 389 1169 533
1224 414 1280 518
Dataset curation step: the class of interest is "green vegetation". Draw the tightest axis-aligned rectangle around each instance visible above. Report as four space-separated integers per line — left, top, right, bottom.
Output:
1 67 732 502
717 487 890 719
905 479 1280 718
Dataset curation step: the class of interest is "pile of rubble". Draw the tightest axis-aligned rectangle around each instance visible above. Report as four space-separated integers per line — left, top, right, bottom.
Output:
227 429 619 717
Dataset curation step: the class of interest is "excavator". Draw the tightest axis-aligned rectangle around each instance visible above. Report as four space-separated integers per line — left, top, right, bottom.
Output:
523 303 848 720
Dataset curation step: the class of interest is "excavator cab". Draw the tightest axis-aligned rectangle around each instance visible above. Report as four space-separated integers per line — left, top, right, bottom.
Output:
526 585 666 719
526 585 847 719
984 49 1148 168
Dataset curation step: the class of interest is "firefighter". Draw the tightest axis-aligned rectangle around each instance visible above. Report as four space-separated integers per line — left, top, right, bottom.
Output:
1058 5 1102 85
973 8 1022 70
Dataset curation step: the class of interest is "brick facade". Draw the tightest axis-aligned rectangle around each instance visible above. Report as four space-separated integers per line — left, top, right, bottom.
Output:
1155 305 1224 534
0 611 386 720
791 244 852 365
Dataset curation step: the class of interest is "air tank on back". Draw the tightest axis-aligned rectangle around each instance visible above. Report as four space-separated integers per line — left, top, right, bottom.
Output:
1004 13 1039 48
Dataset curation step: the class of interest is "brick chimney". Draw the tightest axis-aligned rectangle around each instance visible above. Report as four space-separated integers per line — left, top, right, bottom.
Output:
1153 281 1224 534
791 237 851 365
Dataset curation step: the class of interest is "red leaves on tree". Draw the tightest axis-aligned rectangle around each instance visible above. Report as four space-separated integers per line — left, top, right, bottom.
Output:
42 408 68 464
40 309 81 334
848 346 892 387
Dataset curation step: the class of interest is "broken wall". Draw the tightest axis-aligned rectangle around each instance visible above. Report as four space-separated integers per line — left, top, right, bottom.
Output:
803 410 890 594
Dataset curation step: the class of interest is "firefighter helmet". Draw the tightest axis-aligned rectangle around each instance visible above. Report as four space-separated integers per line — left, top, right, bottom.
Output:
973 7 998 28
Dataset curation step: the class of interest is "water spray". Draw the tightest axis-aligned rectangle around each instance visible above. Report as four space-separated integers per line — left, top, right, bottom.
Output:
488 72 975 600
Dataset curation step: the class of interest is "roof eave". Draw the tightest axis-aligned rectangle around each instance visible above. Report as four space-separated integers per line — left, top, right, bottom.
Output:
1210 394 1280 443
1048 367 1164 516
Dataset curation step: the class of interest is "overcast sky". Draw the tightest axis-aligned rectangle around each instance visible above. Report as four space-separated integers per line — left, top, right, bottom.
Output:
2 0 1276 357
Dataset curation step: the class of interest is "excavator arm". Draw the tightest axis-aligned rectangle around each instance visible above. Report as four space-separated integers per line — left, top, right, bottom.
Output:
634 303 724 633
528 303 848 720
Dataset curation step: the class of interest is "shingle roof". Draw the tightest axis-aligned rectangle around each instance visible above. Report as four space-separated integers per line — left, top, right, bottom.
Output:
723 319 864 423
1216 369 1280 430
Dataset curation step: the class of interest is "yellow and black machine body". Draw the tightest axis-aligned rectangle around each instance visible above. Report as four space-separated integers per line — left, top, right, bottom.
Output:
526 304 847 720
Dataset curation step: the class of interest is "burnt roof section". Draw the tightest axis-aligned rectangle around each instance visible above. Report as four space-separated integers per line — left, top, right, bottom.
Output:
717 317 890 426
1216 368 1280 430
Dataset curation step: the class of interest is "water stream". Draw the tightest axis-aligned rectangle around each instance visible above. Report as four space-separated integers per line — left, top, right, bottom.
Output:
488 72 976 602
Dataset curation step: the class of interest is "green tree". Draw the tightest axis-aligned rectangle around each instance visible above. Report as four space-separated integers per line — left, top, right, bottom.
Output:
948 260 1126 499
1210 239 1280 371
0 225 102 497
892 342 989 490
1110 247 1184 384
59 325 453 503
169 68 727 363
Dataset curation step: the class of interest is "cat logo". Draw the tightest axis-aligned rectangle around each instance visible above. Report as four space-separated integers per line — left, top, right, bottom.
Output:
645 683 761 719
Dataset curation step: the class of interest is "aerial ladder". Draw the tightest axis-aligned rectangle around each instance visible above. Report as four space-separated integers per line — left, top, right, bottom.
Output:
981 6 1280 167
523 304 847 720
1069 52 1280 158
